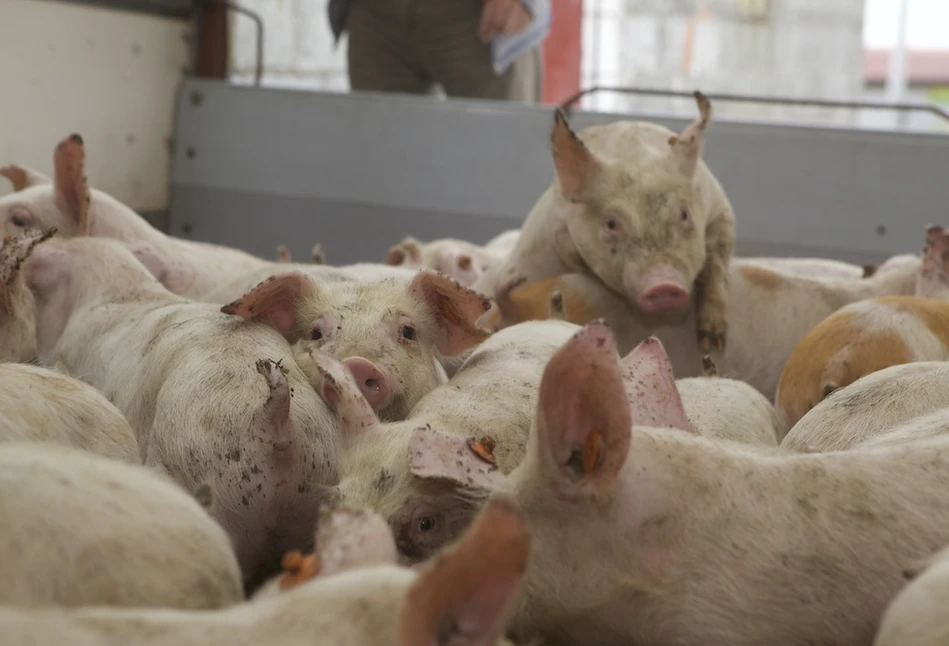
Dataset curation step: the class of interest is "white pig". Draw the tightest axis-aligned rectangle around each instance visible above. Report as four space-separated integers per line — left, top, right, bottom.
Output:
309 320 578 562
742 256 865 281
489 253 920 399
781 362 949 452
23 236 339 589
222 270 491 421
0 227 53 362
0 498 529 646
875 543 949 646
0 442 242 609
0 363 139 462
0 134 267 300
915 224 949 299
483 92 736 355
384 234 515 287
447 322 949 646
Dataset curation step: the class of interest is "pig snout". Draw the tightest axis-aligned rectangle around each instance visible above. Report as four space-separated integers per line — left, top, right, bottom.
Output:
636 265 690 313
342 358 390 410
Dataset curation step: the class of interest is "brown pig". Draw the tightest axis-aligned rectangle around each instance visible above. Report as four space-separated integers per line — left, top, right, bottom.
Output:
482 91 736 354
487 322 949 646
23 236 339 590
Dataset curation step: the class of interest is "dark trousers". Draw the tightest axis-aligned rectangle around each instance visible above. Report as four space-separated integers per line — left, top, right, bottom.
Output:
346 0 543 103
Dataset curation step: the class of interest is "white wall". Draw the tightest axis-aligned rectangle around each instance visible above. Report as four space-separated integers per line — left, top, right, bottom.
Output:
0 0 191 211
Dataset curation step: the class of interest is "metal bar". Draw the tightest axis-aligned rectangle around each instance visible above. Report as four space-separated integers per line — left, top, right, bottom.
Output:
39 0 197 18
559 86 949 124
213 1 264 86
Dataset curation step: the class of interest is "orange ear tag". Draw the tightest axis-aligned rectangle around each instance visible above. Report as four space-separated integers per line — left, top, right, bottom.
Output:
583 430 602 474
466 436 499 467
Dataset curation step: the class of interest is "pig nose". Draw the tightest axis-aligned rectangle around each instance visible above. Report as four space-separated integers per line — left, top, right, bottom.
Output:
637 283 690 313
342 358 390 410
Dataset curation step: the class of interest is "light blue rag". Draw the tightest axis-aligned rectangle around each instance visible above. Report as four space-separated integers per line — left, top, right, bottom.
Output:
491 0 552 75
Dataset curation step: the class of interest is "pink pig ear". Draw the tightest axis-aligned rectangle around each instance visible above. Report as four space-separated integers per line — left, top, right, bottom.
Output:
314 507 397 578
0 165 52 192
550 108 604 202
306 349 380 440
399 497 529 646
535 321 631 493
53 134 91 235
619 337 694 433
409 271 491 356
385 237 422 267
408 427 505 492
1 228 56 310
221 272 316 342
668 91 711 178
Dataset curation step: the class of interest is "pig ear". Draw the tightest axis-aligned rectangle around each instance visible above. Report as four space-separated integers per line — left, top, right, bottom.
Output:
409 271 491 356
551 108 604 202
0 165 52 192
53 134 91 235
667 91 711 178
619 337 694 433
399 497 529 646
315 507 397 578
385 237 422 267
535 321 632 492
408 427 505 492
311 243 326 265
1 228 56 310
307 349 380 439
276 244 292 264
220 272 316 342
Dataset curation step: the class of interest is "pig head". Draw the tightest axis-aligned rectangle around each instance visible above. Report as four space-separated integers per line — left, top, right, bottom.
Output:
0 228 56 362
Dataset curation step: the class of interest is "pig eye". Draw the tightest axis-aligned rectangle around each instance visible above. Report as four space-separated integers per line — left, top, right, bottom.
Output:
417 515 438 533
606 219 618 231
400 325 416 341
310 328 323 341
680 210 691 223
11 214 27 228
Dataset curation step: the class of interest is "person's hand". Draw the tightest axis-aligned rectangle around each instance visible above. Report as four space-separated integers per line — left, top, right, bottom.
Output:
478 0 532 43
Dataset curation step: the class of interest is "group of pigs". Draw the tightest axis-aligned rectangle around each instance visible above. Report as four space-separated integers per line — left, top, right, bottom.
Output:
1 93 949 645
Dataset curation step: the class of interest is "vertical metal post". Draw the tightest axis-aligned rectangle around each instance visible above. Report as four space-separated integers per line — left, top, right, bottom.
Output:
885 0 910 128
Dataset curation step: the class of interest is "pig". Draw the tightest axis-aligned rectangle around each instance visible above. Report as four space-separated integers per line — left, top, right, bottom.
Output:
311 243 326 264
475 321 949 646
0 227 54 362
23 236 339 590
384 234 515 287
222 270 491 421
276 245 292 263
0 442 242 609
483 92 736 355
0 363 139 463
0 134 268 300
875 543 949 646
309 320 579 562
781 362 949 452
0 498 529 646
619 339 781 447
776 295 949 428
488 251 921 399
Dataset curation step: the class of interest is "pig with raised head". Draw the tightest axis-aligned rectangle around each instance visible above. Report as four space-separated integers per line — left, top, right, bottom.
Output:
0 363 139 462
781 362 949 452
916 224 949 299
221 270 491 421
490 250 921 399
482 321 949 646
0 442 242 609
0 134 267 300
0 228 53 362
0 498 529 646
309 320 578 562
875 543 949 646
23 236 339 589
484 92 736 354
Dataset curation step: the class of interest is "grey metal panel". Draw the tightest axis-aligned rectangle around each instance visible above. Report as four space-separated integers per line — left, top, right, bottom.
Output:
41 0 196 18
169 79 949 266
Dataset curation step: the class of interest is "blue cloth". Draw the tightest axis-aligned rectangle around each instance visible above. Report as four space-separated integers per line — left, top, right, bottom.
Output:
327 0 552 74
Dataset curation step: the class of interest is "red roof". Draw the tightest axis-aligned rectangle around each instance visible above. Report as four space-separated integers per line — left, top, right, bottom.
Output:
865 49 949 84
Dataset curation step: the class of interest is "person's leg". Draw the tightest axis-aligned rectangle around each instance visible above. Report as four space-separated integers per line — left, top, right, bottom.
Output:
411 0 543 103
347 0 434 95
